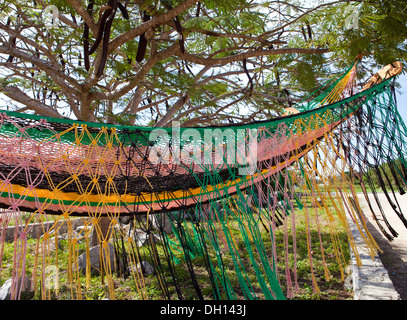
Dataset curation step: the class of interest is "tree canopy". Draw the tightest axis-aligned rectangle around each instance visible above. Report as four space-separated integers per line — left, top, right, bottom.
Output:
0 0 406 127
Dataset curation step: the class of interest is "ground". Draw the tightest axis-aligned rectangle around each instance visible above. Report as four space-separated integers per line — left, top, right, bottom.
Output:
358 192 407 300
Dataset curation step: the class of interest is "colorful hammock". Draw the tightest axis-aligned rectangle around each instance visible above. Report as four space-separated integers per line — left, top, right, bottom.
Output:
0 60 406 300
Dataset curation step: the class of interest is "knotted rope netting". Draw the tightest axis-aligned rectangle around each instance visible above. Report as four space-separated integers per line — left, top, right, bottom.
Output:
0 61 406 300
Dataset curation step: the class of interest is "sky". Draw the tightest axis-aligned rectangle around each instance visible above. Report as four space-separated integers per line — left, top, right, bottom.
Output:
395 73 407 124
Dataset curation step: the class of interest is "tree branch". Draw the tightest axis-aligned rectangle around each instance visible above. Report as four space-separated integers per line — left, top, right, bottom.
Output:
66 0 97 34
180 47 329 66
91 41 179 101
108 0 199 53
186 28 287 46
0 45 82 95
260 0 355 38
154 92 190 127
0 85 63 118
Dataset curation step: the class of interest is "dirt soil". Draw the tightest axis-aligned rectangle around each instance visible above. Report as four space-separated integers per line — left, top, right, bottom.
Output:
358 193 407 300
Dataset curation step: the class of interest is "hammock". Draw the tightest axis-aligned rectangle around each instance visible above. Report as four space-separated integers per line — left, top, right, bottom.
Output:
0 60 406 300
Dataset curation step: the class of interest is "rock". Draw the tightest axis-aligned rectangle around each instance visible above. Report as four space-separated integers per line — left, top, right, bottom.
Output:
39 239 62 253
57 232 70 241
0 280 12 300
76 225 92 237
0 275 34 300
135 231 161 247
118 223 133 237
138 261 155 275
75 225 93 243
150 214 173 234
119 216 132 225
128 261 154 276
75 243 124 275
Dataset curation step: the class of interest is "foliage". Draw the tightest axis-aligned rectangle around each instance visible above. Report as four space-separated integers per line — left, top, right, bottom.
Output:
361 158 407 190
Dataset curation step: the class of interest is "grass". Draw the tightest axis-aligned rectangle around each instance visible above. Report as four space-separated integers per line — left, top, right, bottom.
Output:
0 196 353 300
1 212 64 227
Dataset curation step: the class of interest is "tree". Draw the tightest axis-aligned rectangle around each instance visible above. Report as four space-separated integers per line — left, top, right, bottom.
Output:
0 0 406 128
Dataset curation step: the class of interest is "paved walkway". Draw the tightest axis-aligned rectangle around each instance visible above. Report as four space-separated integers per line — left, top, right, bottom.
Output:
352 193 407 300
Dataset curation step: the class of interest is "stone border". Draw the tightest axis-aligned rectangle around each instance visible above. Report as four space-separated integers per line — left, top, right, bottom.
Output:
3 218 86 242
347 214 400 300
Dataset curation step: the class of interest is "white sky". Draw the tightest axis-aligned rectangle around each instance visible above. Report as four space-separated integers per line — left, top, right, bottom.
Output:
395 73 407 123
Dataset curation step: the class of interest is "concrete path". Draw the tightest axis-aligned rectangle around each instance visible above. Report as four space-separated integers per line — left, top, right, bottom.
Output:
352 192 407 300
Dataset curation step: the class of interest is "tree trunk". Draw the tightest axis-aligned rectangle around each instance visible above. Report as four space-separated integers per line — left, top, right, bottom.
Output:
80 92 92 122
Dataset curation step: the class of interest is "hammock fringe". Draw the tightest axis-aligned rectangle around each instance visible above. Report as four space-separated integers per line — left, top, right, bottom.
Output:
0 62 406 300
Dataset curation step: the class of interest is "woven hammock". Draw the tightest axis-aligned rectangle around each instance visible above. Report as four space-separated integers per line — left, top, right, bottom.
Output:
0 60 406 300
